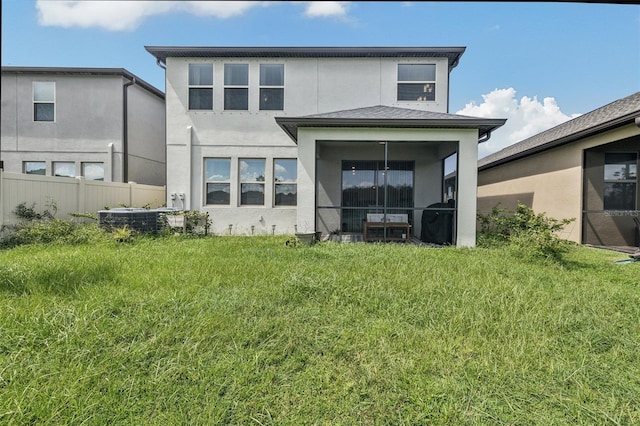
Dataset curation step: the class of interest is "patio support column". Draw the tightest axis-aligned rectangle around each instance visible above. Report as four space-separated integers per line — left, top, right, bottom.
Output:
296 128 317 233
456 130 480 247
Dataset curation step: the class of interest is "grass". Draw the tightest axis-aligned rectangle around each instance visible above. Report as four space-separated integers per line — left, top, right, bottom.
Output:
1 236 638 424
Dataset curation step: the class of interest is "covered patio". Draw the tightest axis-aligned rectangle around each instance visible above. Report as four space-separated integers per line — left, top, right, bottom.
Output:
276 106 505 247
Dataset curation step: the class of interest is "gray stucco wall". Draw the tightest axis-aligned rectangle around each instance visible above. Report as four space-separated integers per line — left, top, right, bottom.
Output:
1 70 166 186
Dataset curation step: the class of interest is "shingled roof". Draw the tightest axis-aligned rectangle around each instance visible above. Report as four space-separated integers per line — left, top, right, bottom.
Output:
275 105 506 142
479 92 640 171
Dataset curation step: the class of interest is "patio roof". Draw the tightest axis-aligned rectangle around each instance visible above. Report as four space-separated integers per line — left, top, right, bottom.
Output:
275 105 506 143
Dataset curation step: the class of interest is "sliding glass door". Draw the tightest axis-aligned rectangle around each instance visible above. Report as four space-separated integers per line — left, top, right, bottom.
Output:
341 160 414 232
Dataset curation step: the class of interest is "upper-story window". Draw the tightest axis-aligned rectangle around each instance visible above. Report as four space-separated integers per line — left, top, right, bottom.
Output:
224 64 249 110
189 64 213 110
397 64 436 102
259 64 284 111
604 152 637 210
33 82 55 121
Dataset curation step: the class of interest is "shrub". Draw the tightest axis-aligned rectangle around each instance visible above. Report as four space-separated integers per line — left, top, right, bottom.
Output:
477 203 575 262
1 220 109 248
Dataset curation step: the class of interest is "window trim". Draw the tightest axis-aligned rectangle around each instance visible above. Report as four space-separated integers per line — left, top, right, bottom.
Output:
259 64 284 111
33 81 56 122
81 162 105 181
24 161 46 175
223 63 249 111
273 158 297 207
53 161 76 178
397 64 436 102
204 158 232 206
188 63 214 111
239 158 266 206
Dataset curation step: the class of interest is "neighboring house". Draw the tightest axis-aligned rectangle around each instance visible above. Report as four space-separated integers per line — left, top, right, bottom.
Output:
145 46 505 247
1 67 166 186
478 92 640 249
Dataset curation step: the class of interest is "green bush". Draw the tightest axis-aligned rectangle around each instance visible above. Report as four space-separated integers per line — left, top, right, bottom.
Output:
1 220 109 248
477 202 575 261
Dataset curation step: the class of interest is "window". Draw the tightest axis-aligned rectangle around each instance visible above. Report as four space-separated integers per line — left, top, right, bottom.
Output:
274 159 297 206
240 159 265 205
33 82 55 121
224 64 248 110
189 64 213 110
24 161 46 175
397 64 436 102
53 162 75 177
205 158 231 205
259 64 284 110
604 152 637 210
82 162 104 181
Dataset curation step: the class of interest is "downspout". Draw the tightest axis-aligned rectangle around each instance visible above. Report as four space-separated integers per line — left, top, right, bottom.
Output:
478 130 492 144
122 76 136 182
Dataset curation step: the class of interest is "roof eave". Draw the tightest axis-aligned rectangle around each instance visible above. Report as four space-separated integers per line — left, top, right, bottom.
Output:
478 113 639 171
275 117 506 143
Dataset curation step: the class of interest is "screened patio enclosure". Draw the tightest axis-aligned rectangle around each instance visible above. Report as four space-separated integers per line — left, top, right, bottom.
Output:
315 140 458 244
276 105 506 247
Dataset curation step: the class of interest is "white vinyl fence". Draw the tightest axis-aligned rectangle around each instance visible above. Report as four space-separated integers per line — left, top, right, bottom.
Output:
0 170 166 227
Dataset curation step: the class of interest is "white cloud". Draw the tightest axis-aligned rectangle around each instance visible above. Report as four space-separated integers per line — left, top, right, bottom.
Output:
36 1 271 31
304 1 349 18
36 1 349 31
456 88 580 159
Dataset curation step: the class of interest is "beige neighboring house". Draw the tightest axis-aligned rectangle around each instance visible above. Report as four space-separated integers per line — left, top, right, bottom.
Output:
1 67 166 186
478 92 640 249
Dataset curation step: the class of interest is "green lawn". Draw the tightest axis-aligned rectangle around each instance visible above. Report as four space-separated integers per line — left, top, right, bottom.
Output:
1 236 638 425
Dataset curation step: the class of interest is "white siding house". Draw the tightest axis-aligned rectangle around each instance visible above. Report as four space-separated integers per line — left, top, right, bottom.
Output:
1 67 166 186
146 46 505 246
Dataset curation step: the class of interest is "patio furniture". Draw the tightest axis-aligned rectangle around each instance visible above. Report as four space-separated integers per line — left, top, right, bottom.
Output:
363 213 411 242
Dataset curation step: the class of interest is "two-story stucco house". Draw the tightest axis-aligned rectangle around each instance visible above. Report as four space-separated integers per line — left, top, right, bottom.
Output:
1 67 166 186
146 46 505 246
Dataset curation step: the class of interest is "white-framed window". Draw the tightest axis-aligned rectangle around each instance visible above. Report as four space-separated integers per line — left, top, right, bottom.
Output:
33 81 55 121
224 64 249 110
205 158 231 205
397 64 436 102
240 158 265 205
259 64 284 111
82 162 104 181
53 161 75 177
274 159 297 206
604 152 637 210
189 63 213 110
24 161 46 175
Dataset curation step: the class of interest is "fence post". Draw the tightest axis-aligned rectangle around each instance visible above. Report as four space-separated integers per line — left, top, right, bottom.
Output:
0 169 4 228
77 176 86 213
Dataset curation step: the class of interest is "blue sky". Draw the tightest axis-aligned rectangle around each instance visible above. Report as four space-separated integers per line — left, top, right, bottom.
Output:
2 1 639 157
